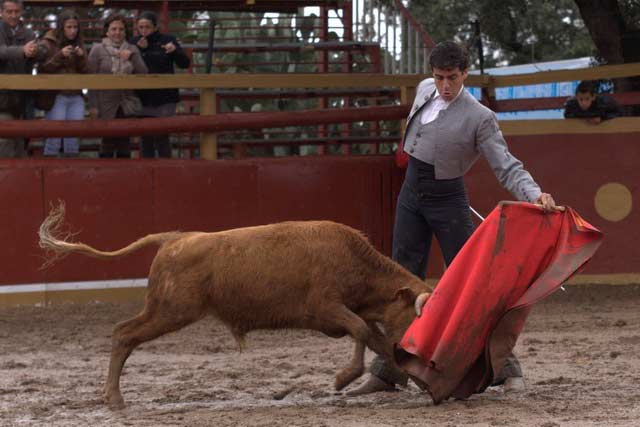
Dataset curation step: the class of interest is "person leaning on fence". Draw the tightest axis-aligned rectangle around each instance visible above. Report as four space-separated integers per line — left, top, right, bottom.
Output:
348 41 559 397
88 14 147 159
131 11 190 159
0 0 47 158
37 9 88 157
564 81 623 124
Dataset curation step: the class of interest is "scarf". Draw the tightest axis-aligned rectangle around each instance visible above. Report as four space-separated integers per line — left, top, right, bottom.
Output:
101 37 134 75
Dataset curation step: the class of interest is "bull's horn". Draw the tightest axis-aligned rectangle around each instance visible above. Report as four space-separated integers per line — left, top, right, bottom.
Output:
414 292 430 317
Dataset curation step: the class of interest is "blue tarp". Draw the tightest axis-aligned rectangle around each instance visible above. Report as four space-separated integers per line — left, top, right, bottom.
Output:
466 57 593 120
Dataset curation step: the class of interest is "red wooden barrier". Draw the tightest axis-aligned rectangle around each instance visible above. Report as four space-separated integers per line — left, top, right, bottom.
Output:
0 129 637 287
0 157 399 286
0 106 408 138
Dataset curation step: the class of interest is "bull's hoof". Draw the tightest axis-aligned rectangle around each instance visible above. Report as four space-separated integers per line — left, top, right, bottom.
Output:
335 367 364 391
103 392 126 410
345 375 396 396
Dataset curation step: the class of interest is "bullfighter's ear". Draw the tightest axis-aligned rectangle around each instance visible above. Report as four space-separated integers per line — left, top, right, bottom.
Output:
393 287 417 306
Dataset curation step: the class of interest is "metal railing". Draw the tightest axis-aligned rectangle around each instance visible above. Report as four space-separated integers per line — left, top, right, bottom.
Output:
1 62 639 159
353 0 436 74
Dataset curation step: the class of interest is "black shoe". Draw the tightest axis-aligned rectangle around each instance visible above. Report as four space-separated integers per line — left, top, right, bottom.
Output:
503 376 525 393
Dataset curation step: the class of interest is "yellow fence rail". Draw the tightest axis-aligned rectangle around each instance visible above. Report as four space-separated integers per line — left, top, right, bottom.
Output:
1 62 639 158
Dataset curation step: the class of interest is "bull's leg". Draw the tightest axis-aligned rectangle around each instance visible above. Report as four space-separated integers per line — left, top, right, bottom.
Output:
311 304 390 390
367 321 406 379
335 340 365 391
103 299 205 409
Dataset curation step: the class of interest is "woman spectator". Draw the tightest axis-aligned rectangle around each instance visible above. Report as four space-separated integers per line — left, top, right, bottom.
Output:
37 9 88 157
88 14 147 158
131 11 190 158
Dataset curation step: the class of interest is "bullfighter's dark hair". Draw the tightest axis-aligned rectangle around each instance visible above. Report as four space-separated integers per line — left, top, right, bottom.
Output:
429 41 469 71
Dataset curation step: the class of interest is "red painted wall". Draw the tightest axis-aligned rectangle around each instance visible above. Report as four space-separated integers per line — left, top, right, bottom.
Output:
0 131 636 286
466 132 639 276
0 157 397 285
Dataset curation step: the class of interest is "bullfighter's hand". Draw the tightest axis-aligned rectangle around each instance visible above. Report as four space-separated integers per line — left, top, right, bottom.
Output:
535 193 563 213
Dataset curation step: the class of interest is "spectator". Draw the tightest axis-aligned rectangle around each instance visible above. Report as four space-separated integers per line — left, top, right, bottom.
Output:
37 9 88 157
88 14 147 158
132 11 190 158
564 81 622 124
0 0 47 157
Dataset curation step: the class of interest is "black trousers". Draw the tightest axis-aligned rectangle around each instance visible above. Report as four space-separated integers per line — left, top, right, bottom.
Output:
393 156 474 276
370 156 522 385
140 131 171 158
99 108 130 159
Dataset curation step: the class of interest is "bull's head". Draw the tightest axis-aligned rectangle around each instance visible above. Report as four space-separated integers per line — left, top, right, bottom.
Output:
383 287 430 345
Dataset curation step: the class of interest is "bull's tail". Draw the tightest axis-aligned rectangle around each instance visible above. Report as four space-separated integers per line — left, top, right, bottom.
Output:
38 201 182 268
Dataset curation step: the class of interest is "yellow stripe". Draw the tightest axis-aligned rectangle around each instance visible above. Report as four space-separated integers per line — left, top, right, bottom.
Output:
0 287 146 307
2 274 638 307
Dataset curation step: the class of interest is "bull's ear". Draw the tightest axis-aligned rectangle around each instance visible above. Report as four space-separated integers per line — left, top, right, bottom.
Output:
393 287 417 306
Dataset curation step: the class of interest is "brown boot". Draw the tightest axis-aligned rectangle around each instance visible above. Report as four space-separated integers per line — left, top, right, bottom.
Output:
346 375 397 396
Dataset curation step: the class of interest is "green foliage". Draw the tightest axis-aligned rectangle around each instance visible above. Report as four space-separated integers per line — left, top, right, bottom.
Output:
619 0 640 30
406 0 596 67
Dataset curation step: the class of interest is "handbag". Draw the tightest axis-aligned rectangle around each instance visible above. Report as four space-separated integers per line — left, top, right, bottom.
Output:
121 95 143 117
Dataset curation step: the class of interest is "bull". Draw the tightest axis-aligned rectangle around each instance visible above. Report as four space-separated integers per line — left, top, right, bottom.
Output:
38 203 430 409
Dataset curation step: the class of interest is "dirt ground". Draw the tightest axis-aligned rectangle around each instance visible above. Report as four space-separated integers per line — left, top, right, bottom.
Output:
1 283 639 427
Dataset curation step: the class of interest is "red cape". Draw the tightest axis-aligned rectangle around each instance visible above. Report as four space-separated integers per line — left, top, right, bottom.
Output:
395 202 603 404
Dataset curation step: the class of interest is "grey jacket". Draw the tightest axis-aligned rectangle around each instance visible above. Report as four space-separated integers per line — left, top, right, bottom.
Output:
87 39 148 119
0 21 46 115
404 78 541 203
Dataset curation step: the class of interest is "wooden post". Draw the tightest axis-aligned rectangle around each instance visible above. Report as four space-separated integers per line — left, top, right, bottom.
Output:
481 75 497 110
160 1 170 33
400 85 416 135
199 88 217 160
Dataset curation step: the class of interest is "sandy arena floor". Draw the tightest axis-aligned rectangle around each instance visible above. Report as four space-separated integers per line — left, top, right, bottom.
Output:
1 284 639 427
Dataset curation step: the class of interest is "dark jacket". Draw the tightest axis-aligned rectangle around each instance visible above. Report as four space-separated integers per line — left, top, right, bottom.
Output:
36 30 88 110
564 95 623 121
131 31 190 107
0 21 46 115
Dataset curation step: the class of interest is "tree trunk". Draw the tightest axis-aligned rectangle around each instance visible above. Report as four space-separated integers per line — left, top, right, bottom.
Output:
574 0 637 93
574 0 626 64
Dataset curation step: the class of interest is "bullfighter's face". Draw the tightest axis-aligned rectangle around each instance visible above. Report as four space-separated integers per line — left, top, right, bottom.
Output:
433 67 468 102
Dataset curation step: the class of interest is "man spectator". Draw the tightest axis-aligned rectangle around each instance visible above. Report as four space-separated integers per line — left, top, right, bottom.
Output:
564 81 623 124
0 0 46 157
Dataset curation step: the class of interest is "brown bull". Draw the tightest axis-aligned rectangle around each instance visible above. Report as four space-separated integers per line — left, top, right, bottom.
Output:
38 203 430 409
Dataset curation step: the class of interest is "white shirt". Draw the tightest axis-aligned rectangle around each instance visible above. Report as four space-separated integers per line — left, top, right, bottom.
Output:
420 85 465 125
